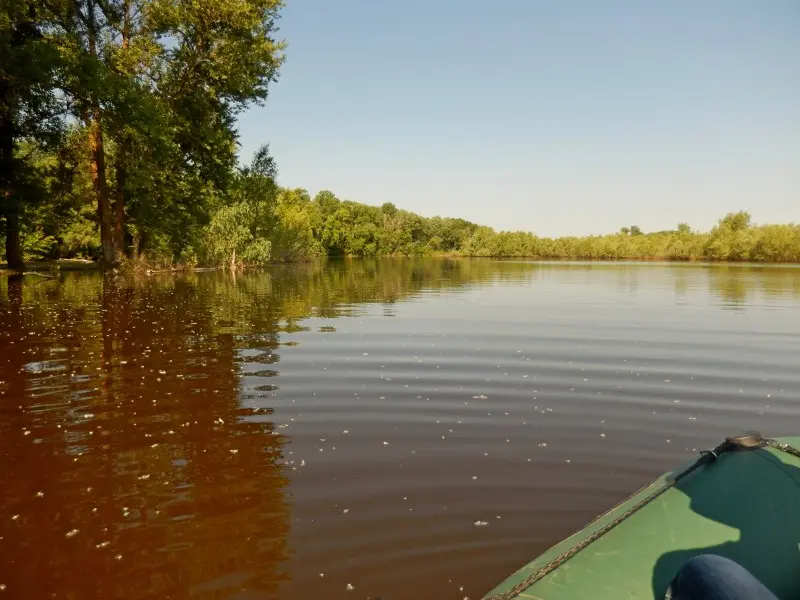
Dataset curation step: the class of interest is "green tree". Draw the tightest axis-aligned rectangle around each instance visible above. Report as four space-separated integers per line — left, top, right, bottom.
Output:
37 0 285 267
720 211 752 232
705 212 753 261
271 188 323 260
5 1 800 271
0 0 64 269
14 135 99 260
204 201 271 268
139 0 285 262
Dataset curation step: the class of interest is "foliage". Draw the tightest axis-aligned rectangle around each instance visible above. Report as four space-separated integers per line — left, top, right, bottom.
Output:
3 0 285 269
200 144 279 267
284 198 800 263
21 229 56 260
203 201 271 267
0 0 67 268
270 188 324 261
58 210 101 258
3 0 799 268
297 206 800 263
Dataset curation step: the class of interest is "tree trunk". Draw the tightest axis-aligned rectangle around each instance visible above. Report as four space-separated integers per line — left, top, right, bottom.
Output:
130 230 139 261
114 158 126 257
0 5 38 271
0 77 23 270
83 0 116 269
87 111 116 267
138 231 147 257
4 211 23 270
112 0 130 259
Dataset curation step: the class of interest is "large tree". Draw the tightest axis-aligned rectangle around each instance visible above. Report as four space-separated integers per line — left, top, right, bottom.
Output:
141 0 285 256
0 0 63 269
45 0 284 267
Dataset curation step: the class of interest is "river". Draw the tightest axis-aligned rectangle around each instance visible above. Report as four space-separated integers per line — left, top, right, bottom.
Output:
1 259 799 599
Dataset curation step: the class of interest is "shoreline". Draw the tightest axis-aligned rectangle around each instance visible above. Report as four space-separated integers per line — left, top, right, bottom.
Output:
3 255 800 277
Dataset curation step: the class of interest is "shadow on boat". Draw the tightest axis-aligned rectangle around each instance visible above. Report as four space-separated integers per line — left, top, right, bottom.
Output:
652 450 800 599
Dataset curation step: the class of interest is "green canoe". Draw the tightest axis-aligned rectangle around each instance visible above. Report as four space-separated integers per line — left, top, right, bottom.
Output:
483 434 800 600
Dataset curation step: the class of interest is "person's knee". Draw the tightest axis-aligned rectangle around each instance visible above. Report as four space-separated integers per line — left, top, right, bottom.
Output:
669 554 778 600
680 554 741 579
672 554 734 597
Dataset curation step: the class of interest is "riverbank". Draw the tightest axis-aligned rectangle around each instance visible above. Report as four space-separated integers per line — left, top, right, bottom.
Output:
5 253 800 277
0 259 98 275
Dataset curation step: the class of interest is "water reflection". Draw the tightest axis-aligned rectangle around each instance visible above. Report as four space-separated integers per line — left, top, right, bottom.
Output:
703 264 800 309
1 259 799 599
0 274 290 599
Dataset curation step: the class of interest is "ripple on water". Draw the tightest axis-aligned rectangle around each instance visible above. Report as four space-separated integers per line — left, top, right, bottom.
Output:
1 262 798 600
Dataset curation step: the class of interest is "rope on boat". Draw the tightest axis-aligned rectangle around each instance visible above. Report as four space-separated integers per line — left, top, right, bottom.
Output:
484 433 800 600
765 438 800 461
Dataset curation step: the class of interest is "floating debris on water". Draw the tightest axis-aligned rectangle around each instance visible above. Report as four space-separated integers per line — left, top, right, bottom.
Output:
65 529 79 538
474 521 489 527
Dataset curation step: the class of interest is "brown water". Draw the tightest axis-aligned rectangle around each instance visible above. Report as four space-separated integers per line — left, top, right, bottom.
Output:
1 259 799 600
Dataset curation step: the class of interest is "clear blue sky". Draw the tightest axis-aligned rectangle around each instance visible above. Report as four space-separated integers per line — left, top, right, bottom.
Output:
237 0 799 237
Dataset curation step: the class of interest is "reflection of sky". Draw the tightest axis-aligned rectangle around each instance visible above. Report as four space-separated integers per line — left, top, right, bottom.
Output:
380 263 800 322
2 262 800 600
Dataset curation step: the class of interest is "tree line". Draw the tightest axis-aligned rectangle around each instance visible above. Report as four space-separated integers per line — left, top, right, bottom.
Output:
2 1 799 269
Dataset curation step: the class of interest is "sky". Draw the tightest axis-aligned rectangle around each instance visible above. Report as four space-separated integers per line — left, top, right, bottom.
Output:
237 0 799 237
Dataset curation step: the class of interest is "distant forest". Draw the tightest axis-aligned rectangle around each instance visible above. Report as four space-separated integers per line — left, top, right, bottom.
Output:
2 0 798 270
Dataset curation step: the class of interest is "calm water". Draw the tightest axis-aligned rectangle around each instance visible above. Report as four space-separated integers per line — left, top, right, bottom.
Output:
1 260 799 600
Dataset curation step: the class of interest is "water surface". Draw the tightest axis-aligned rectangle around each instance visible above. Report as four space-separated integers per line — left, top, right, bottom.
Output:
1 260 799 599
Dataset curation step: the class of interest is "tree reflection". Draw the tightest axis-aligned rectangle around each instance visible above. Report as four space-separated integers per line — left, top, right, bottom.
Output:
0 274 290 600
706 265 800 309
1 259 799 599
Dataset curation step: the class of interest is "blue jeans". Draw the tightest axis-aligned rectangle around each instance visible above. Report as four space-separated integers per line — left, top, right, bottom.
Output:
668 554 778 600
